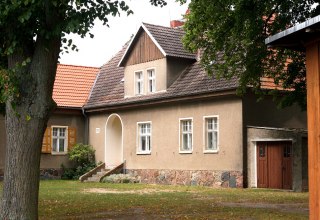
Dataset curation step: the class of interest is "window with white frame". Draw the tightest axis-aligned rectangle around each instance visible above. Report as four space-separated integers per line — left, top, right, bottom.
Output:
204 116 219 152
137 122 151 153
52 126 68 154
147 69 156 93
135 71 143 95
180 119 193 152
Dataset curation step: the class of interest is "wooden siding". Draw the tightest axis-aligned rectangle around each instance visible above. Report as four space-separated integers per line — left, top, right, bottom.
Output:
306 42 320 220
123 31 165 66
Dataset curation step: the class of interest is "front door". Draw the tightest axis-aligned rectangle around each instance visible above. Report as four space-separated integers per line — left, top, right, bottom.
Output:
257 141 292 189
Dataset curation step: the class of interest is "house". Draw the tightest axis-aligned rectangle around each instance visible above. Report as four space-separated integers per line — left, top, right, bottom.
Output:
84 23 308 191
0 64 99 179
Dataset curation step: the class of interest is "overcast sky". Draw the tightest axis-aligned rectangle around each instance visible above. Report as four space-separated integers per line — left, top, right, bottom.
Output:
59 1 189 67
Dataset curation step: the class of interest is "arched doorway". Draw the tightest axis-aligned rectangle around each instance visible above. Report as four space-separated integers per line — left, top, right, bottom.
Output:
105 114 123 168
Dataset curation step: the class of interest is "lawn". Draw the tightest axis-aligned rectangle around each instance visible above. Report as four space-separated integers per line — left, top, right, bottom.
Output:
0 180 308 219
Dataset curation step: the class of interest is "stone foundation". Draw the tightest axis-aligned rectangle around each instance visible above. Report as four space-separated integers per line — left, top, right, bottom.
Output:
126 169 243 188
40 168 63 180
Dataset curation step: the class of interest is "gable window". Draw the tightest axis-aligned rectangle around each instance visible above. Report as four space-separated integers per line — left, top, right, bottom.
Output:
137 122 151 154
135 71 143 95
147 69 156 93
52 126 68 154
204 116 219 152
180 119 193 153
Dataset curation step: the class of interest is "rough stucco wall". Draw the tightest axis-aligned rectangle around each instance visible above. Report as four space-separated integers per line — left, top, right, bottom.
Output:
88 114 108 164
247 127 307 192
40 113 85 169
0 115 5 175
243 93 307 129
124 58 167 97
88 97 244 172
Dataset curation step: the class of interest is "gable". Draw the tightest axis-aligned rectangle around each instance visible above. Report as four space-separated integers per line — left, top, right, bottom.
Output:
122 31 165 66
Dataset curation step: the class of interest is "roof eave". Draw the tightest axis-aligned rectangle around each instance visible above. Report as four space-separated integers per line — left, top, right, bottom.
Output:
84 88 238 113
265 15 320 51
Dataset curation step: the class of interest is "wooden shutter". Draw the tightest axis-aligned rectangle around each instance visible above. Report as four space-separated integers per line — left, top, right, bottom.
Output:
42 127 51 153
68 127 76 151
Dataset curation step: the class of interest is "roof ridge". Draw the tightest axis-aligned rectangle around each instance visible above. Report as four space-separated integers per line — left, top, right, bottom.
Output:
58 63 100 69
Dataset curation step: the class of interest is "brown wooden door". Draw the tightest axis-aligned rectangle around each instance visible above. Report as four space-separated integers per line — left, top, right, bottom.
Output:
268 142 284 189
257 143 268 188
257 141 292 189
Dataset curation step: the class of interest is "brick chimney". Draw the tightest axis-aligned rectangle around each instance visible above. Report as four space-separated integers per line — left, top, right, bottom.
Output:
170 20 184 28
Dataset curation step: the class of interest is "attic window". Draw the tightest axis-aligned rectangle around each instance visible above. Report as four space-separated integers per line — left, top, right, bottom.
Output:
147 69 156 93
135 71 143 95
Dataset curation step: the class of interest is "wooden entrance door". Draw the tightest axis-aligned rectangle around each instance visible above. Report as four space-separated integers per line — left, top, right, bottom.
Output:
257 141 292 189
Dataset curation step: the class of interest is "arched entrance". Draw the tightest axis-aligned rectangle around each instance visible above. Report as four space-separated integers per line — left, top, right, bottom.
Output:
105 114 123 168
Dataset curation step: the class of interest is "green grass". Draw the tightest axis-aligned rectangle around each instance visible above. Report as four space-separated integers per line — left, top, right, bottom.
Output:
0 180 309 219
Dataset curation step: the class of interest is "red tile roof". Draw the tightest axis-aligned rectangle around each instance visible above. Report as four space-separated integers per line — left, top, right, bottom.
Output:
53 64 99 108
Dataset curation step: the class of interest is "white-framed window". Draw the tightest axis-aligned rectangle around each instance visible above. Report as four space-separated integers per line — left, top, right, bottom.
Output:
204 116 219 153
179 118 193 153
135 71 143 95
52 126 68 154
147 68 156 93
137 122 152 154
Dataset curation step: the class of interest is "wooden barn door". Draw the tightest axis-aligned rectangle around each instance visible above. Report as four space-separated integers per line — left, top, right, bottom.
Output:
257 141 292 189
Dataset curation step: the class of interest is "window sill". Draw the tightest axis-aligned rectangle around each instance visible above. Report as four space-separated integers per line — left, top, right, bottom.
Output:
204 150 219 154
51 152 68 156
136 151 151 155
179 150 193 154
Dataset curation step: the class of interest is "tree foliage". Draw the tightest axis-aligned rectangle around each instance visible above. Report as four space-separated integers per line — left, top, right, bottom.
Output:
0 0 133 113
181 0 320 110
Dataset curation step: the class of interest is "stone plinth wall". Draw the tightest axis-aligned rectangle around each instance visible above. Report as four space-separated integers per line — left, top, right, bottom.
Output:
40 168 63 180
126 169 243 188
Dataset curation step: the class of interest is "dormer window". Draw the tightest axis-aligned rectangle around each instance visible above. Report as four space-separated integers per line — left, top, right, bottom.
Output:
147 69 156 93
135 71 143 95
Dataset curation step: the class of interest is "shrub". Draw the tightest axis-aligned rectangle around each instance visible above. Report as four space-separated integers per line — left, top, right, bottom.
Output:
101 174 140 184
61 143 96 180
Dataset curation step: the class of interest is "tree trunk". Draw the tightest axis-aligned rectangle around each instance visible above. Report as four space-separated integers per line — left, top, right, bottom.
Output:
0 35 60 219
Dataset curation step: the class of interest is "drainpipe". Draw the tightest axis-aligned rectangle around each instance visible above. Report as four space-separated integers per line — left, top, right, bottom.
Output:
82 107 88 145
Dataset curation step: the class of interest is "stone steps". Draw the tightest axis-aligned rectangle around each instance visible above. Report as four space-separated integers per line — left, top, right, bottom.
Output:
85 169 110 182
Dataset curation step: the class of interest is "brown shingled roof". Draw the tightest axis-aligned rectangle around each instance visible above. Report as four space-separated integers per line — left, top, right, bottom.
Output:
53 64 99 108
142 23 196 59
85 42 238 110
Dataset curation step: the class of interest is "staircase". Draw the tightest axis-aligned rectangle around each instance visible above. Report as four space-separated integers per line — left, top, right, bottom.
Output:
79 162 125 182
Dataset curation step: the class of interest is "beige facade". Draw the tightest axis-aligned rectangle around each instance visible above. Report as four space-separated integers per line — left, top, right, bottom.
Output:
89 97 243 172
124 58 167 97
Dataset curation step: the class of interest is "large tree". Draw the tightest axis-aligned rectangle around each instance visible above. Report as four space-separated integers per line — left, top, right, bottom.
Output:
0 0 166 219
181 0 320 110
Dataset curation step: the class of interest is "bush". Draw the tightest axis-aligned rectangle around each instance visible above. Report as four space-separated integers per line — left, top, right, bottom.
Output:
101 174 140 184
61 143 96 180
